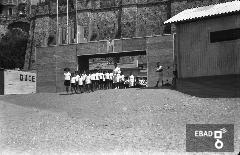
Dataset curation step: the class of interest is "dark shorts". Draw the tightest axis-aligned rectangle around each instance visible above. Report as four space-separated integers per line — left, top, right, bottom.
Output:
64 80 70 86
71 83 76 87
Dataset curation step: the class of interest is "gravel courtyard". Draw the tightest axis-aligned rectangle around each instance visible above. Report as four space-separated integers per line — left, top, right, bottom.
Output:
0 88 239 154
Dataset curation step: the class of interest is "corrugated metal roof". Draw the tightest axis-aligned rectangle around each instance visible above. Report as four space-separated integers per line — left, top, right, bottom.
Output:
164 0 240 24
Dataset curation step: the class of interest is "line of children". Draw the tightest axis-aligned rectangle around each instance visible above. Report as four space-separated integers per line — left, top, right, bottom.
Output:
64 70 140 94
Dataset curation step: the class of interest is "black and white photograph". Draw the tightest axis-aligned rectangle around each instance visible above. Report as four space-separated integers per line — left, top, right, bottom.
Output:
0 0 239 154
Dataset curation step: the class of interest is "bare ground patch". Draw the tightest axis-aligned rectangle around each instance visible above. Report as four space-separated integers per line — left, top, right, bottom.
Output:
0 88 239 154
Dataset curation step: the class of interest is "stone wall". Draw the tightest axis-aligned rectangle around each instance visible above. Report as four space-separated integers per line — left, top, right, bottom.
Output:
31 0 233 75
34 17 50 47
12 0 235 72
32 0 234 48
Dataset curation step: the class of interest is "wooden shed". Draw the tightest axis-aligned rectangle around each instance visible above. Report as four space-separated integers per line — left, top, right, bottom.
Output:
0 69 36 95
165 1 240 78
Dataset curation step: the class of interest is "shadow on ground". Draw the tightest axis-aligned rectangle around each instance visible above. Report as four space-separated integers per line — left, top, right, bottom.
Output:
175 74 240 98
139 74 240 98
138 85 173 90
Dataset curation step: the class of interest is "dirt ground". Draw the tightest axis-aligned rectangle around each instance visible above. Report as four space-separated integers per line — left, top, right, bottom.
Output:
0 88 239 155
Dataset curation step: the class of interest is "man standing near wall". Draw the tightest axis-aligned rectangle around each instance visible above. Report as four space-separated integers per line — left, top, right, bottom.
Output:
155 62 163 87
113 62 121 89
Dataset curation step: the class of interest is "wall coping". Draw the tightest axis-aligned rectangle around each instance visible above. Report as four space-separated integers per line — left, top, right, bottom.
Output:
37 34 174 49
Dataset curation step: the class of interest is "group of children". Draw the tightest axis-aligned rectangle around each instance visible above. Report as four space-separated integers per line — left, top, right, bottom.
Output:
64 69 137 94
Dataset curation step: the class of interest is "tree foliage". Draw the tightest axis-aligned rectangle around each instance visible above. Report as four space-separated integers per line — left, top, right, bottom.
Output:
0 28 29 69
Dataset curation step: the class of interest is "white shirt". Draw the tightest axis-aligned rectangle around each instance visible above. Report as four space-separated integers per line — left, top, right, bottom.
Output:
156 66 163 72
95 73 99 80
116 73 121 82
109 73 113 80
71 77 76 83
85 75 91 84
91 73 96 80
75 75 80 82
113 73 117 83
121 75 125 82
64 72 71 80
129 75 134 86
103 74 105 81
99 73 103 80
82 74 87 81
78 76 83 85
129 75 134 82
113 67 121 74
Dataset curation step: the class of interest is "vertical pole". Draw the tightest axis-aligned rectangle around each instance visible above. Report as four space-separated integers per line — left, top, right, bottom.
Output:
76 0 78 44
135 1 138 37
67 0 69 44
75 0 78 71
56 0 59 45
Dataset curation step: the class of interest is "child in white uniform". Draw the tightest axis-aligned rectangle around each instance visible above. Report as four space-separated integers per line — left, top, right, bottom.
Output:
75 72 80 93
116 72 121 89
109 71 113 89
124 77 129 89
99 70 104 90
82 72 87 92
64 70 71 94
120 73 125 89
129 74 135 88
85 73 91 93
90 71 96 91
102 71 106 89
78 74 84 93
104 71 110 89
70 73 77 94
95 71 100 90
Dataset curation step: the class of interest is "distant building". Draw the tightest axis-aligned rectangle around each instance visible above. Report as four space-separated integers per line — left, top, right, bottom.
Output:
165 0 240 78
0 0 30 38
0 0 29 21
0 0 18 18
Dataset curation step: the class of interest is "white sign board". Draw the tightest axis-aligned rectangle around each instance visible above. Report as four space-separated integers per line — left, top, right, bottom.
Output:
4 70 36 94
